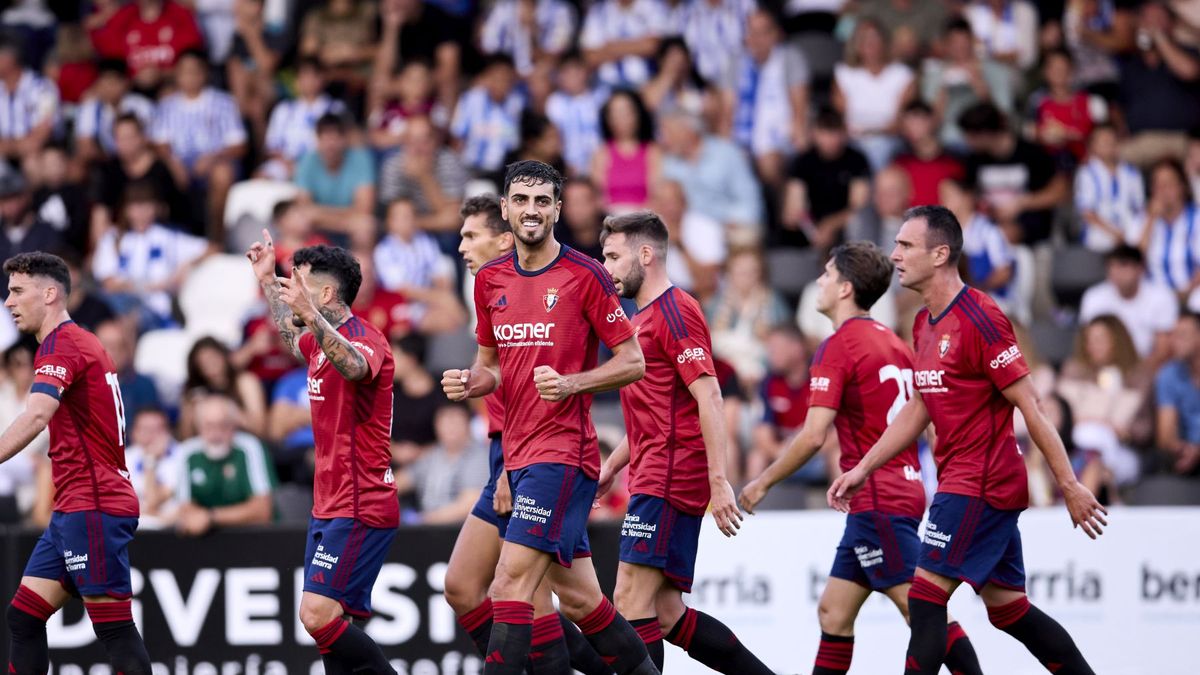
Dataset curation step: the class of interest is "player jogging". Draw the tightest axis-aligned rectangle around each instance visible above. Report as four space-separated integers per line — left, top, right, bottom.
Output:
829 206 1107 675
247 236 399 674
2 252 152 675
738 242 984 675
597 212 778 674
442 160 660 675
443 194 612 674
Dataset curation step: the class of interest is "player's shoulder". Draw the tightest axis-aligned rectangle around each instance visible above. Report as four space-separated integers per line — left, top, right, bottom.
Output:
477 251 516 282
653 286 706 339
344 315 389 351
37 321 92 360
559 246 618 294
953 287 1013 346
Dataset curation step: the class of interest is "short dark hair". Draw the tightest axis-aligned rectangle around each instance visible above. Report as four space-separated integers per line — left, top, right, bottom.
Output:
392 333 427 362
958 102 1008 134
272 199 299 222
814 106 845 131
902 99 934 116
3 335 36 367
903 205 963 264
177 49 209 67
600 89 655 143
122 180 161 206
4 252 71 295
1105 244 1145 267
503 159 563 201
292 245 363 306
297 56 324 74
1150 157 1194 204
599 211 669 254
1042 46 1074 67
944 17 973 37
1180 310 1200 330
316 113 346 135
460 194 510 235
97 59 128 77
114 112 145 133
829 241 894 311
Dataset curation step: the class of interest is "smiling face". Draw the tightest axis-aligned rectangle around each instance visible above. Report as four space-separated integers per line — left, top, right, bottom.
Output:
501 179 560 249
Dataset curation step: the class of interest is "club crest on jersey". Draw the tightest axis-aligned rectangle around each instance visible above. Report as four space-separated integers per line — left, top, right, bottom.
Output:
938 334 951 358
543 287 559 312
315 351 326 369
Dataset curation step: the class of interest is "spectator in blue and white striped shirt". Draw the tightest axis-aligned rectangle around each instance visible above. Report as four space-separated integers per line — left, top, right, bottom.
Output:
580 0 669 88
682 0 754 85
373 198 454 304
545 52 603 176
152 50 247 240
450 55 524 173
75 60 155 168
1137 159 1200 300
1075 124 1145 253
0 38 59 166
481 0 576 77
257 58 344 181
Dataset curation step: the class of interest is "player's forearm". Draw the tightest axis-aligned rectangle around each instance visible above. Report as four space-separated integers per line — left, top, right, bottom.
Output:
304 310 368 381
604 437 631 474
465 358 500 398
0 409 50 465
261 279 303 358
567 345 644 394
857 398 929 476
1023 403 1078 489
760 426 825 490
695 384 730 483
211 495 273 527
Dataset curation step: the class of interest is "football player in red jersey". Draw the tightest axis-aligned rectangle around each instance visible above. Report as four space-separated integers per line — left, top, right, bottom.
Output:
247 234 399 674
739 242 982 675
442 160 660 675
830 206 1106 675
597 212 778 675
1 252 151 675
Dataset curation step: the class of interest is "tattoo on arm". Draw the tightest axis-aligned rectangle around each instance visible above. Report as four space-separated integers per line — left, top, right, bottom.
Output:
263 280 303 359
309 309 369 381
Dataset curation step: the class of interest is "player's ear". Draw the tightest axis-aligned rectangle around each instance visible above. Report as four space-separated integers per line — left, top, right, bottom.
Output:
499 197 509 220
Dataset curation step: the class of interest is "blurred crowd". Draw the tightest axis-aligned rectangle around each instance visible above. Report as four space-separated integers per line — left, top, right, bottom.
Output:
0 0 1198 532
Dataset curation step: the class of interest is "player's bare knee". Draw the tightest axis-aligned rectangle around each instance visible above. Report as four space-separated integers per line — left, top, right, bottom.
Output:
654 590 685 633
817 597 855 636
553 583 601 622
299 595 343 634
443 571 486 614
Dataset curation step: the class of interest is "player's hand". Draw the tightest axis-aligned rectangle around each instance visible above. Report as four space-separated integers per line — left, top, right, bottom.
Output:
827 467 868 513
278 268 318 324
442 369 471 401
1062 480 1108 539
493 469 513 517
709 479 742 537
595 462 618 505
738 477 769 515
533 365 575 401
246 228 277 283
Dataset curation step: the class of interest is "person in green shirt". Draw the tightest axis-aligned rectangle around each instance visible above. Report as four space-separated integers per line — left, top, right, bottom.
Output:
175 394 275 536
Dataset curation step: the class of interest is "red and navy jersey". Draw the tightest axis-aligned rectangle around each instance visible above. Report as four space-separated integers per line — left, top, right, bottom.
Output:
912 287 1030 510
808 318 924 518
619 287 716 515
474 245 636 478
31 321 138 516
300 316 399 528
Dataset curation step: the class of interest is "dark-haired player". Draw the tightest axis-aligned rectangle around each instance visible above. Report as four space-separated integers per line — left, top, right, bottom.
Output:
598 211 777 675
444 194 611 674
1 252 152 675
830 206 1106 675
247 235 398 674
442 160 660 675
739 242 983 675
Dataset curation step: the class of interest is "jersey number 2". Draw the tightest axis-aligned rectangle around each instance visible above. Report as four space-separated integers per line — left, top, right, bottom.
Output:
104 372 127 447
878 365 914 426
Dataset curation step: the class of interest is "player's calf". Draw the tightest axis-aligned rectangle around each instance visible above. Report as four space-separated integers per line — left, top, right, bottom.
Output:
301 593 396 675
664 607 774 675
985 592 1094 675
614 563 665 670
7 585 55 675
903 576 951 675
85 599 152 675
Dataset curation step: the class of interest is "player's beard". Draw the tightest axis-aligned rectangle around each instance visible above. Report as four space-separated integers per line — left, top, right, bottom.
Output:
513 216 552 248
618 263 645 299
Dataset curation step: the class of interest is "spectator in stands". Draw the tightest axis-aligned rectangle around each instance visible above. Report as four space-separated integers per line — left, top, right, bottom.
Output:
374 197 454 296
591 89 659 212
227 0 283 149
480 0 576 77
892 100 964 208
0 37 59 168
389 335 441 458
659 107 762 245
61 251 116 332
74 59 155 168
30 143 88 255
1187 127 1200 202
748 323 828 480
90 113 191 242
555 177 606 260
965 0 1039 74
706 248 790 384
1062 0 1136 98
91 181 210 328
374 0 465 109
152 50 248 240
1135 158 1200 299
367 59 443 151
175 394 276 536
960 101 1067 245
640 37 709 120
267 365 315 483
450 55 523 173
0 164 62 293
299 0 377 95
1155 312 1200 476
45 24 99 115
1117 2 1200 166
545 51 603 176
96 319 161 428
847 164 911 251
855 0 948 62
0 339 47 524
269 200 329 275
124 406 180 528
779 107 871 250
179 336 268 438
654 179 724 301
580 0 668 89
940 177 1015 304
293 113 376 250
259 58 343 181
1074 124 1144 252
832 18 915 172
378 115 469 235
1081 245 1179 364
395 402 489 523
491 113 567 191
681 0 752 86
88 0 204 94
921 18 1014 150
722 9 809 187
1028 49 1108 169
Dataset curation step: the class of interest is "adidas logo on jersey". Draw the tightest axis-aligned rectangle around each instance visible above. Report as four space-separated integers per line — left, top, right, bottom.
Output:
495 295 508 307
634 540 650 554
528 524 545 537
310 571 326 584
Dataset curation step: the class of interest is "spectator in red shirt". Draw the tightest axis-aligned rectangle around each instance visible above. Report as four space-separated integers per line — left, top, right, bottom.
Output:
88 0 204 94
892 100 964 208
1026 48 1106 167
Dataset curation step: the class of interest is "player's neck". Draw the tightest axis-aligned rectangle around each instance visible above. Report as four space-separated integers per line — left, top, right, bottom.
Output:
319 304 352 327
635 270 672 310
830 302 870 331
516 238 562 271
36 309 71 343
921 273 965 319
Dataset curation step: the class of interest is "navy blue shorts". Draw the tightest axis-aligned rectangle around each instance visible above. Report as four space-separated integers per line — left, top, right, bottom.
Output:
303 518 398 617
618 494 703 592
24 511 138 598
505 463 594 567
470 437 510 537
919 493 1026 593
829 512 920 591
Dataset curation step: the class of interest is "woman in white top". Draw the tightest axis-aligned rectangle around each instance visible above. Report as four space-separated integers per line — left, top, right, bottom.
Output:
964 0 1039 72
1136 159 1200 300
832 18 916 171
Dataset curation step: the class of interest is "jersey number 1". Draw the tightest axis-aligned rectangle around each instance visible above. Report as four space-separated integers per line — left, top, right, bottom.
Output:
878 365 914 426
104 372 127 447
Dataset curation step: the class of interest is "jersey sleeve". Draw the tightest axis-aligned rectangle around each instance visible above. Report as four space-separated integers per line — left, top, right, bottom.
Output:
349 329 388 380
972 296 1030 391
581 270 636 349
807 337 847 409
474 271 497 348
661 295 717 387
32 345 79 401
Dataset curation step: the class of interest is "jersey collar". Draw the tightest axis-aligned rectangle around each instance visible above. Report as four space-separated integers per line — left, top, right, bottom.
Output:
513 243 569 277
927 285 970 325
